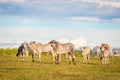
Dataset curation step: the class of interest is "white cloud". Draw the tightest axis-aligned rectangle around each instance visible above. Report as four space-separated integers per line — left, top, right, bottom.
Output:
0 26 120 48
81 0 120 8
68 16 101 22
71 37 87 48
58 37 87 49
112 18 120 23
57 38 70 43
1 0 119 8
0 37 87 48
0 0 9 3
0 38 23 43
0 38 24 48
0 0 28 5
68 17 120 22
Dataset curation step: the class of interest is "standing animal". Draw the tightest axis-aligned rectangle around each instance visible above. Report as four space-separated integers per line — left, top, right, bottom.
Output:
80 46 90 63
16 41 55 62
27 41 55 62
16 42 29 61
100 43 110 65
112 48 120 56
92 46 101 59
48 40 76 65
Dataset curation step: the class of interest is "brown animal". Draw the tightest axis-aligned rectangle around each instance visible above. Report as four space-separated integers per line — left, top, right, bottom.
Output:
100 43 110 65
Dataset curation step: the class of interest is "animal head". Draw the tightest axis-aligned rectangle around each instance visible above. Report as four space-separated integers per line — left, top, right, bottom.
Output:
79 46 86 52
48 40 59 49
22 42 28 49
100 43 110 52
16 42 28 57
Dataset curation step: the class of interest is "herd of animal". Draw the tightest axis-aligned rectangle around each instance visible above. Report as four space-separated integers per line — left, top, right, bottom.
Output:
16 40 120 65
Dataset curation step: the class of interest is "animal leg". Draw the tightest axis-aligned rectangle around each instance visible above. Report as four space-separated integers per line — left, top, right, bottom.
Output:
102 57 105 65
65 54 69 58
55 54 60 64
25 51 28 61
68 54 72 64
22 53 24 62
87 54 90 63
52 54 55 62
59 54 61 62
38 53 41 62
85 55 87 63
106 56 109 64
32 53 35 62
71 54 76 65
82 55 85 63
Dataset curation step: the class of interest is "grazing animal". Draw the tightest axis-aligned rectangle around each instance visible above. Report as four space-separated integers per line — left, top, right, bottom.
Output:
100 43 110 65
16 41 55 62
27 41 55 62
112 48 120 56
80 46 90 63
16 42 29 61
92 46 101 59
48 40 76 65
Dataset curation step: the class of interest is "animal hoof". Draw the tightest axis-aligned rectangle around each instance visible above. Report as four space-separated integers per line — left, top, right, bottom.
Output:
32 60 35 62
68 62 71 65
74 62 76 65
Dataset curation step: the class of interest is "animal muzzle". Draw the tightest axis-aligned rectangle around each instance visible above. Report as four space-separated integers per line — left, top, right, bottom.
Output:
16 52 20 57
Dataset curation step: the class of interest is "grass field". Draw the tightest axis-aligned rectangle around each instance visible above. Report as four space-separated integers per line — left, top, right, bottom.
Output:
0 51 120 80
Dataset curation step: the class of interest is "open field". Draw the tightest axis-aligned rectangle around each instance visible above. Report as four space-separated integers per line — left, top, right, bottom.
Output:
0 50 120 80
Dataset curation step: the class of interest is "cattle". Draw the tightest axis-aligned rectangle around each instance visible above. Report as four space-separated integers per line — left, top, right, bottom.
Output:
27 41 55 62
16 41 55 62
16 42 29 61
48 40 76 65
92 46 101 59
79 46 90 63
112 48 120 56
100 43 110 65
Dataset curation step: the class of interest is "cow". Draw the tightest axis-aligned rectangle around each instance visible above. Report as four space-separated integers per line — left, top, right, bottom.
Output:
16 42 29 61
48 40 76 65
112 48 120 56
79 46 90 63
16 41 55 62
100 43 110 65
27 41 55 62
92 46 101 59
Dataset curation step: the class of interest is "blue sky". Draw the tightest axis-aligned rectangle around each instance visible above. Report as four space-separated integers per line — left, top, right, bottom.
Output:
0 0 120 48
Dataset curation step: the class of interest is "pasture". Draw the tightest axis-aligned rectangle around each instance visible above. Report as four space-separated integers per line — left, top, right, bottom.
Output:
0 48 120 80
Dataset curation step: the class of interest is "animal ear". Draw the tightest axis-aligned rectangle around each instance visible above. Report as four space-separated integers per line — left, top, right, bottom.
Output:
105 47 108 50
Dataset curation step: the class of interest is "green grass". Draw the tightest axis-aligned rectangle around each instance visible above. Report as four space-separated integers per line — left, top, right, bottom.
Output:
0 50 120 80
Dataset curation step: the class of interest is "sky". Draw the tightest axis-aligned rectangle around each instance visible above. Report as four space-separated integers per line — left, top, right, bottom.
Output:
0 0 120 49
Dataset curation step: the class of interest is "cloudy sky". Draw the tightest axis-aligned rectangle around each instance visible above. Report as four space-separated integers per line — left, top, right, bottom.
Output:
0 0 120 48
